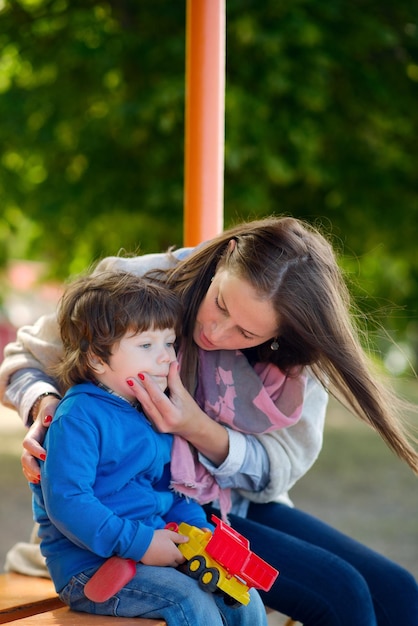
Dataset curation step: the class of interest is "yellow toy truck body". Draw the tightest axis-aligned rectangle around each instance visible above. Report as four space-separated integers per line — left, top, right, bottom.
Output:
173 514 279 607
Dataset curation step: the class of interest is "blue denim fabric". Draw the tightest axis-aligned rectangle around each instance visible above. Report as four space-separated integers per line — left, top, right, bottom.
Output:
208 503 418 626
59 564 267 626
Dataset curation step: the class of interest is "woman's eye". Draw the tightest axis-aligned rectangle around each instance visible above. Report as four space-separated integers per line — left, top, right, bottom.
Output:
215 296 226 312
140 343 151 349
215 296 253 339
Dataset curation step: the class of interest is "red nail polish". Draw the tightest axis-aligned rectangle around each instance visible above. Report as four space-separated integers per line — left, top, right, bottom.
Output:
127 379 134 387
40 453 46 461
138 373 145 381
44 415 52 424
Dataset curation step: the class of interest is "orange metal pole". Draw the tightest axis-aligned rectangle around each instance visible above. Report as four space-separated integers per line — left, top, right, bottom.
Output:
184 0 225 246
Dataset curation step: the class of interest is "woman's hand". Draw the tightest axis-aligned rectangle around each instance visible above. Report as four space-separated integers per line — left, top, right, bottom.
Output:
127 362 229 466
21 395 60 483
129 362 200 438
140 529 188 567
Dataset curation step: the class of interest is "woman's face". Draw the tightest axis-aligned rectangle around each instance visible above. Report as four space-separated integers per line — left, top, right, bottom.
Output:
193 269 279 351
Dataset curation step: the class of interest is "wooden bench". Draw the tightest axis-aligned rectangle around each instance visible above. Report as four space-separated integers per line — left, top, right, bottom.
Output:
0 572 297 625
0 572 64 623
4 606 166 626
0 572 165 625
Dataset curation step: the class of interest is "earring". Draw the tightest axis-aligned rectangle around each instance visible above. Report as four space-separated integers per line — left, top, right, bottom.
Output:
270 338 279 351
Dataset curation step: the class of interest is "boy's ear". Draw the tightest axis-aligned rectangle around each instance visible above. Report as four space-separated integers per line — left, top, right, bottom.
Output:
88 352 106 374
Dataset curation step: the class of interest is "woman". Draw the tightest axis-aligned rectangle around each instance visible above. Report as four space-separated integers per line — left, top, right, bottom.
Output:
1 216 418 625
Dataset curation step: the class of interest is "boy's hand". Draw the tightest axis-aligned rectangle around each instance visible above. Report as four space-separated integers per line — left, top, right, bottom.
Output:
140 529 189 567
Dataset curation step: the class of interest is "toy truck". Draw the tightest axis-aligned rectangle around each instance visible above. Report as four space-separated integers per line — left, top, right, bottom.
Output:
166 514 279 607
84 514 278 607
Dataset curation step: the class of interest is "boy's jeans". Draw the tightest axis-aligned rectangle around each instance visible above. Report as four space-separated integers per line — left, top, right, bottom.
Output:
59 563 267 626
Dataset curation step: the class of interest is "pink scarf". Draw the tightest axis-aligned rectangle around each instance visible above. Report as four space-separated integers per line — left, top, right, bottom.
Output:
170 349 306 519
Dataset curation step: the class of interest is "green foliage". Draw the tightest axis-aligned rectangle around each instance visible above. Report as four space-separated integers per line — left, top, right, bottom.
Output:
1 0 417 355
0 0 186 276
224 1 418 342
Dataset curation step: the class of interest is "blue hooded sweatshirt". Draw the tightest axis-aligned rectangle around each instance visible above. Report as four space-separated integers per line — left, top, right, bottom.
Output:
31 382 209 592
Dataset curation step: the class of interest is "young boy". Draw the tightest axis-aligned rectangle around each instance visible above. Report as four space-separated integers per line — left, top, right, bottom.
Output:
31 270 267 626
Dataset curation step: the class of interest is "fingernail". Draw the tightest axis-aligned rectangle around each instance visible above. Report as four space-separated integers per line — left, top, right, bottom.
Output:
44 415 52 424
40 454 46 461
138 373 145 381
127 379 134 387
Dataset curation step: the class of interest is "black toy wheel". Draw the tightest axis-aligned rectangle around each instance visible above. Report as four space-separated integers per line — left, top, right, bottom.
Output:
199 567 220 594
185 555 206 579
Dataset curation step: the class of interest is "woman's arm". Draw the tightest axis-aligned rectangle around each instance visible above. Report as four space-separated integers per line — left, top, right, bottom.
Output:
0 251 186 479
0 314 63 422
129 365 328 500
0 251 187 421
239 374 327 502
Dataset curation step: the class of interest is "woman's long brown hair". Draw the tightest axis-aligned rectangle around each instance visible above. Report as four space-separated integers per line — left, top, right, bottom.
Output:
150 216 418 473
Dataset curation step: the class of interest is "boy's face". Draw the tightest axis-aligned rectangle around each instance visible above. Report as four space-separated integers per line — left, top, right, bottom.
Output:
95 327 176 401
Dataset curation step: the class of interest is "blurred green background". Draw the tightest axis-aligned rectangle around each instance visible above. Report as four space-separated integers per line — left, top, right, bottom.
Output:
1 0 418 373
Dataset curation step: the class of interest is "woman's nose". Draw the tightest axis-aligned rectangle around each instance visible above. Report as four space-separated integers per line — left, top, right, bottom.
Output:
210 319 232 341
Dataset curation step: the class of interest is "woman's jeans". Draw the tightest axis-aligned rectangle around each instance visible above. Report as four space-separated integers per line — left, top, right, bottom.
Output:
59 562 267 626
208 502 418 626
